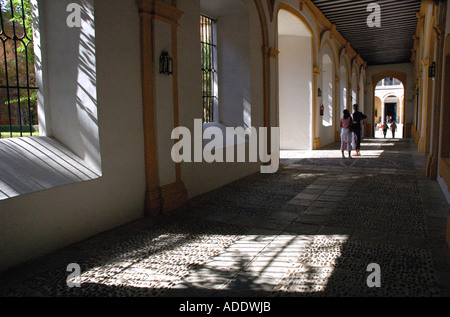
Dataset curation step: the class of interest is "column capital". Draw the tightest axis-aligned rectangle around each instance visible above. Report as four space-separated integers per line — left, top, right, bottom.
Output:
263 46 280 59
137 0 183 25
299 0 305 11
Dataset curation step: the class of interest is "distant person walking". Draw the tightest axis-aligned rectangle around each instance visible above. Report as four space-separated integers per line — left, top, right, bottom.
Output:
340 109 353 159
351 104 367 156
383 122 388 138
390 121 397 139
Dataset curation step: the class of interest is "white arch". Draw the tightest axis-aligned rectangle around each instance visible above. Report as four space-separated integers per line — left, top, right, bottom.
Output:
320 52 335 147
277 9 313 150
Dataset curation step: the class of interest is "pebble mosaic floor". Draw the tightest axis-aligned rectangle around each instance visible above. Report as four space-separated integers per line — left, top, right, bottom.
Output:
0 138 449 297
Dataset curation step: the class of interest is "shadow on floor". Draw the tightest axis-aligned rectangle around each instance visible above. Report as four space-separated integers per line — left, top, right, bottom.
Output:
0 139 448 297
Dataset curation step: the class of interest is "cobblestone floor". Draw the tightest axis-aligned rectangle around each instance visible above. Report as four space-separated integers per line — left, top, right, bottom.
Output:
0 138 449 297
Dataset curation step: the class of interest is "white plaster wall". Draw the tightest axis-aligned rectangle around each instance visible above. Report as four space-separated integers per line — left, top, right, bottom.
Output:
177 0 263 199
279 35 312 150
43 0 101 174
218 13 251 128
0 0 146 272
319 54 335 147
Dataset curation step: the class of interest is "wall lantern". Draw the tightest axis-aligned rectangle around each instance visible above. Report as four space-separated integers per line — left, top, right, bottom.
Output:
318 88 322 97
159 51 173 75
429 62 436 78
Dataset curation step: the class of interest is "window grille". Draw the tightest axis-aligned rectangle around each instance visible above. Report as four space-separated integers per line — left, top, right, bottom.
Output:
200 15 217 124
0 0 38 139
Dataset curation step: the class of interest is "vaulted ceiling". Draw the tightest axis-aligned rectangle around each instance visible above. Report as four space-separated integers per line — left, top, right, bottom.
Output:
311 0 422 66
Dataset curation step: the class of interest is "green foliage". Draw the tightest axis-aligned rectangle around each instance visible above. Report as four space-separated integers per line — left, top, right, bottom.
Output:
5 89 37 107
1 0 35 65
0 125 39 138
0 130 38 138
0 124 39 138
0 0 38 130
0 124 38 132
3 90 38 125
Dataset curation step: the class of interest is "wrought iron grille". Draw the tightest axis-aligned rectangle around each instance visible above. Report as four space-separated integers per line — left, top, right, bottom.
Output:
200 15 217 124
0 0 38 139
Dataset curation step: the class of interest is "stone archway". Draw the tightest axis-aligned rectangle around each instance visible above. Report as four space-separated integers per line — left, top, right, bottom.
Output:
277 9 314 150
370 71 408 138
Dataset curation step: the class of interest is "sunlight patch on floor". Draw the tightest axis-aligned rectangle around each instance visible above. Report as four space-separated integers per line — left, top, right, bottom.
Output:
281 149 385 159
66 234 352 294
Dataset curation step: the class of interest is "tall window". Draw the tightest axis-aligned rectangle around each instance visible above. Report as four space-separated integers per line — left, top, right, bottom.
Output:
200 15 217 123
0 0 37 139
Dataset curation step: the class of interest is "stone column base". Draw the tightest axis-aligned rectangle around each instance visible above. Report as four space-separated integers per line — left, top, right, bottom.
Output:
313 138 322 150
335 131 341 143
405 123 412 138
426 154 438 180
364 123 373 138
145 188 162 217
418 137 425 153
145 181 188 217
160 181 188 213
416 133 422 146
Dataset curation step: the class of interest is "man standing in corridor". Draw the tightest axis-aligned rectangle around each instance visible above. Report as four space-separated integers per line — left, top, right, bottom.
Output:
352 104 367 156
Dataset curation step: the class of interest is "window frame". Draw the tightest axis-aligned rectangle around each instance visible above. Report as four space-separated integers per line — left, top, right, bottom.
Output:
0 0 39 139
0 0 103 201
200 14 218 124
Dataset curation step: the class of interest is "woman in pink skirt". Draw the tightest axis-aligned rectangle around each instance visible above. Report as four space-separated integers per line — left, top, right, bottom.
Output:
340 109 352 159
